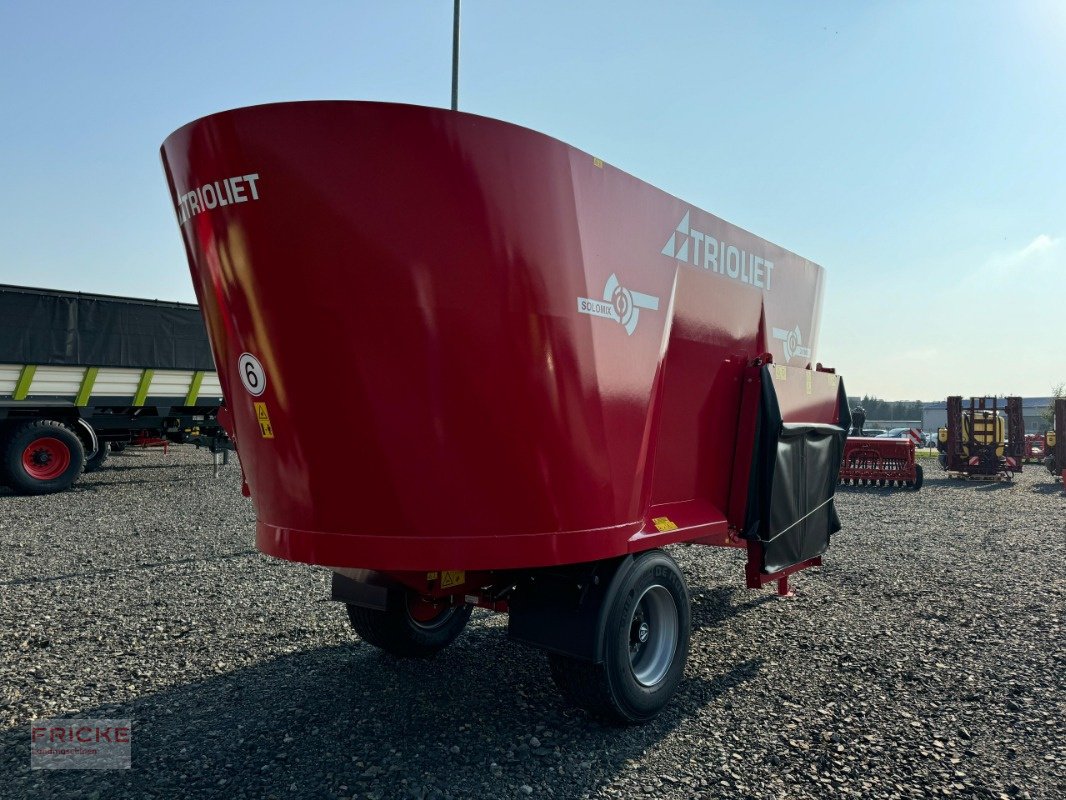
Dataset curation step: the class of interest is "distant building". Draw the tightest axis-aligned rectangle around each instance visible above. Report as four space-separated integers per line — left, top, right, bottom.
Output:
922 397 1055 435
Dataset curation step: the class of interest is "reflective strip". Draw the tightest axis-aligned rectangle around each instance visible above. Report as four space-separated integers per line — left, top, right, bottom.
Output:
133 369 155 406
12 365 36 400
185 370 205 405
75 367 99 406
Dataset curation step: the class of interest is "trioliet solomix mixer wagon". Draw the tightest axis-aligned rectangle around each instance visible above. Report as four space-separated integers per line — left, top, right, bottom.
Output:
162 101 850 723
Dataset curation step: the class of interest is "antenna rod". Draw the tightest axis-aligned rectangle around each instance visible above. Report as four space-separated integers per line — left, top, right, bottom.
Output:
451 0 460 110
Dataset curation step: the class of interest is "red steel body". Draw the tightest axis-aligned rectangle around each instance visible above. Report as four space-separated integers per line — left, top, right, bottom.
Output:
161 101 841 572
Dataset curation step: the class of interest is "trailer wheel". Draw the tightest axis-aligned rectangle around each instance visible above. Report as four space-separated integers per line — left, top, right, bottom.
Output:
84 444 109 473
1 420 85 495
908 464 924 491
548 550 690 724
345 594 472 658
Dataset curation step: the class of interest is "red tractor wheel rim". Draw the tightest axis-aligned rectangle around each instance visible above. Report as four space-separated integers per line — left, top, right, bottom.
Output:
406 595 454 629
21 437 71 480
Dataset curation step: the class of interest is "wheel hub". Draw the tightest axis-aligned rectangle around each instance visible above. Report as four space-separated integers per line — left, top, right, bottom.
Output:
21 437 71 481
637 621 650 643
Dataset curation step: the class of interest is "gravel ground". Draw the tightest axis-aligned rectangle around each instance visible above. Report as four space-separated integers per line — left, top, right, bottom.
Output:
1 447 1063 799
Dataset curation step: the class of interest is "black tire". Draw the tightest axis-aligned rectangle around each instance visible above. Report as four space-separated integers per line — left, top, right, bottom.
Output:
549 550 691 725
84 443 109 473
1 420 85 495
345 595 472 658
908 464 924 491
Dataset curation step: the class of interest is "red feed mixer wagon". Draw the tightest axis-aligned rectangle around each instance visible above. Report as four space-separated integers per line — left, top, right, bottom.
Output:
162 101 850 723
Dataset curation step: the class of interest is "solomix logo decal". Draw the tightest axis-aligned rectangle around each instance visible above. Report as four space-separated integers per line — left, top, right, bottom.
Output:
772 326 812 362
661 211 776 291
577 274 660 336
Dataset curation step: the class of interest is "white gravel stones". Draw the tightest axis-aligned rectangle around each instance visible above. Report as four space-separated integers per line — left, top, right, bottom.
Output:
2 448 1063 798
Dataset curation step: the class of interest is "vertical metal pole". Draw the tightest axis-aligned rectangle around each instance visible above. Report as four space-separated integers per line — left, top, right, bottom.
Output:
451 0 460 110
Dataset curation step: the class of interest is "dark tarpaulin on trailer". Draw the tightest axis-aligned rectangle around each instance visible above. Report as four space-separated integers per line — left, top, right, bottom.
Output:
0 286 215 370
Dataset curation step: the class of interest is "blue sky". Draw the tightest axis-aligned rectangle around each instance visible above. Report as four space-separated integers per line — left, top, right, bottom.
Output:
1 1 1063 399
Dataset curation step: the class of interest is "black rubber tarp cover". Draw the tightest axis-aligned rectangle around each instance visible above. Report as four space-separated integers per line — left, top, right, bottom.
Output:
0 286 214 370
743 366 851 574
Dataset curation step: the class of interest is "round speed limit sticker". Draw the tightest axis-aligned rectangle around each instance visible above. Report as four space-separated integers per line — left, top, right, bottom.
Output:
238 352 267 396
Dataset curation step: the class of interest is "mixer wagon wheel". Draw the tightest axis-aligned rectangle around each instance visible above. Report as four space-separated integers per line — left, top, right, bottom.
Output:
345 594 473 658
1 419 85 495
548 550 690 725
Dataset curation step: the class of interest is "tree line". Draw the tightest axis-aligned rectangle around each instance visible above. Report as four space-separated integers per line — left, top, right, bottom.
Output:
847 396 924 421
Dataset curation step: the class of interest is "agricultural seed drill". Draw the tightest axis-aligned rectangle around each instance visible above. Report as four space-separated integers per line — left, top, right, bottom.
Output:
840 405 923 489
937 396 1023 481
163 101 850 723
839 436 923 490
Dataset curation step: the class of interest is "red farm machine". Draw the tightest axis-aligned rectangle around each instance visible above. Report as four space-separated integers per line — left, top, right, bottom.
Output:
839 437 923 490
162 101 851 724
1023 434 1046 464
838 406 923 490
936 396 1024 481
1044 397 1065 484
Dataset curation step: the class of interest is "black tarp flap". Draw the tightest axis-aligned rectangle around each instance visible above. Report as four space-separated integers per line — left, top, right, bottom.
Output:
0 286 214 370
744 367 850 574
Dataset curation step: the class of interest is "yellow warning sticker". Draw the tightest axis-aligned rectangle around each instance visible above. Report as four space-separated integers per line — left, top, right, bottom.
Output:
805 371 813 395
440 570 465 589
426 572 439 581
775 364 788 381
652 517 678 532
593 157 604 168
254 401 274 439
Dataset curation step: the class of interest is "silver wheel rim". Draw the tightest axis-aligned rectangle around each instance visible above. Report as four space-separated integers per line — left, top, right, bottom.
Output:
628 584 678 687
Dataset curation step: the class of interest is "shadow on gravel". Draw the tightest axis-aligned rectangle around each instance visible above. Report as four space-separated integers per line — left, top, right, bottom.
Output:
0 550 258 587
973 482 1016 492
690 586 774 630
67 477 205 492
4 639 762 798
1028 482 1064 495
94 463 191 473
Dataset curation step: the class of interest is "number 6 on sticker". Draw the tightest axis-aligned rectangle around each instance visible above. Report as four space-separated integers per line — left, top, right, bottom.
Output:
238 353 267 396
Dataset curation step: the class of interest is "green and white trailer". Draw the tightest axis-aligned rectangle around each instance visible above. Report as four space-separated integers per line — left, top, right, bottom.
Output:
0 284 228 494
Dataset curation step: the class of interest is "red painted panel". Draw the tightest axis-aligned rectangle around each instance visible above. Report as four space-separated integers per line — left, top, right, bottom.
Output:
161 101 835 571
